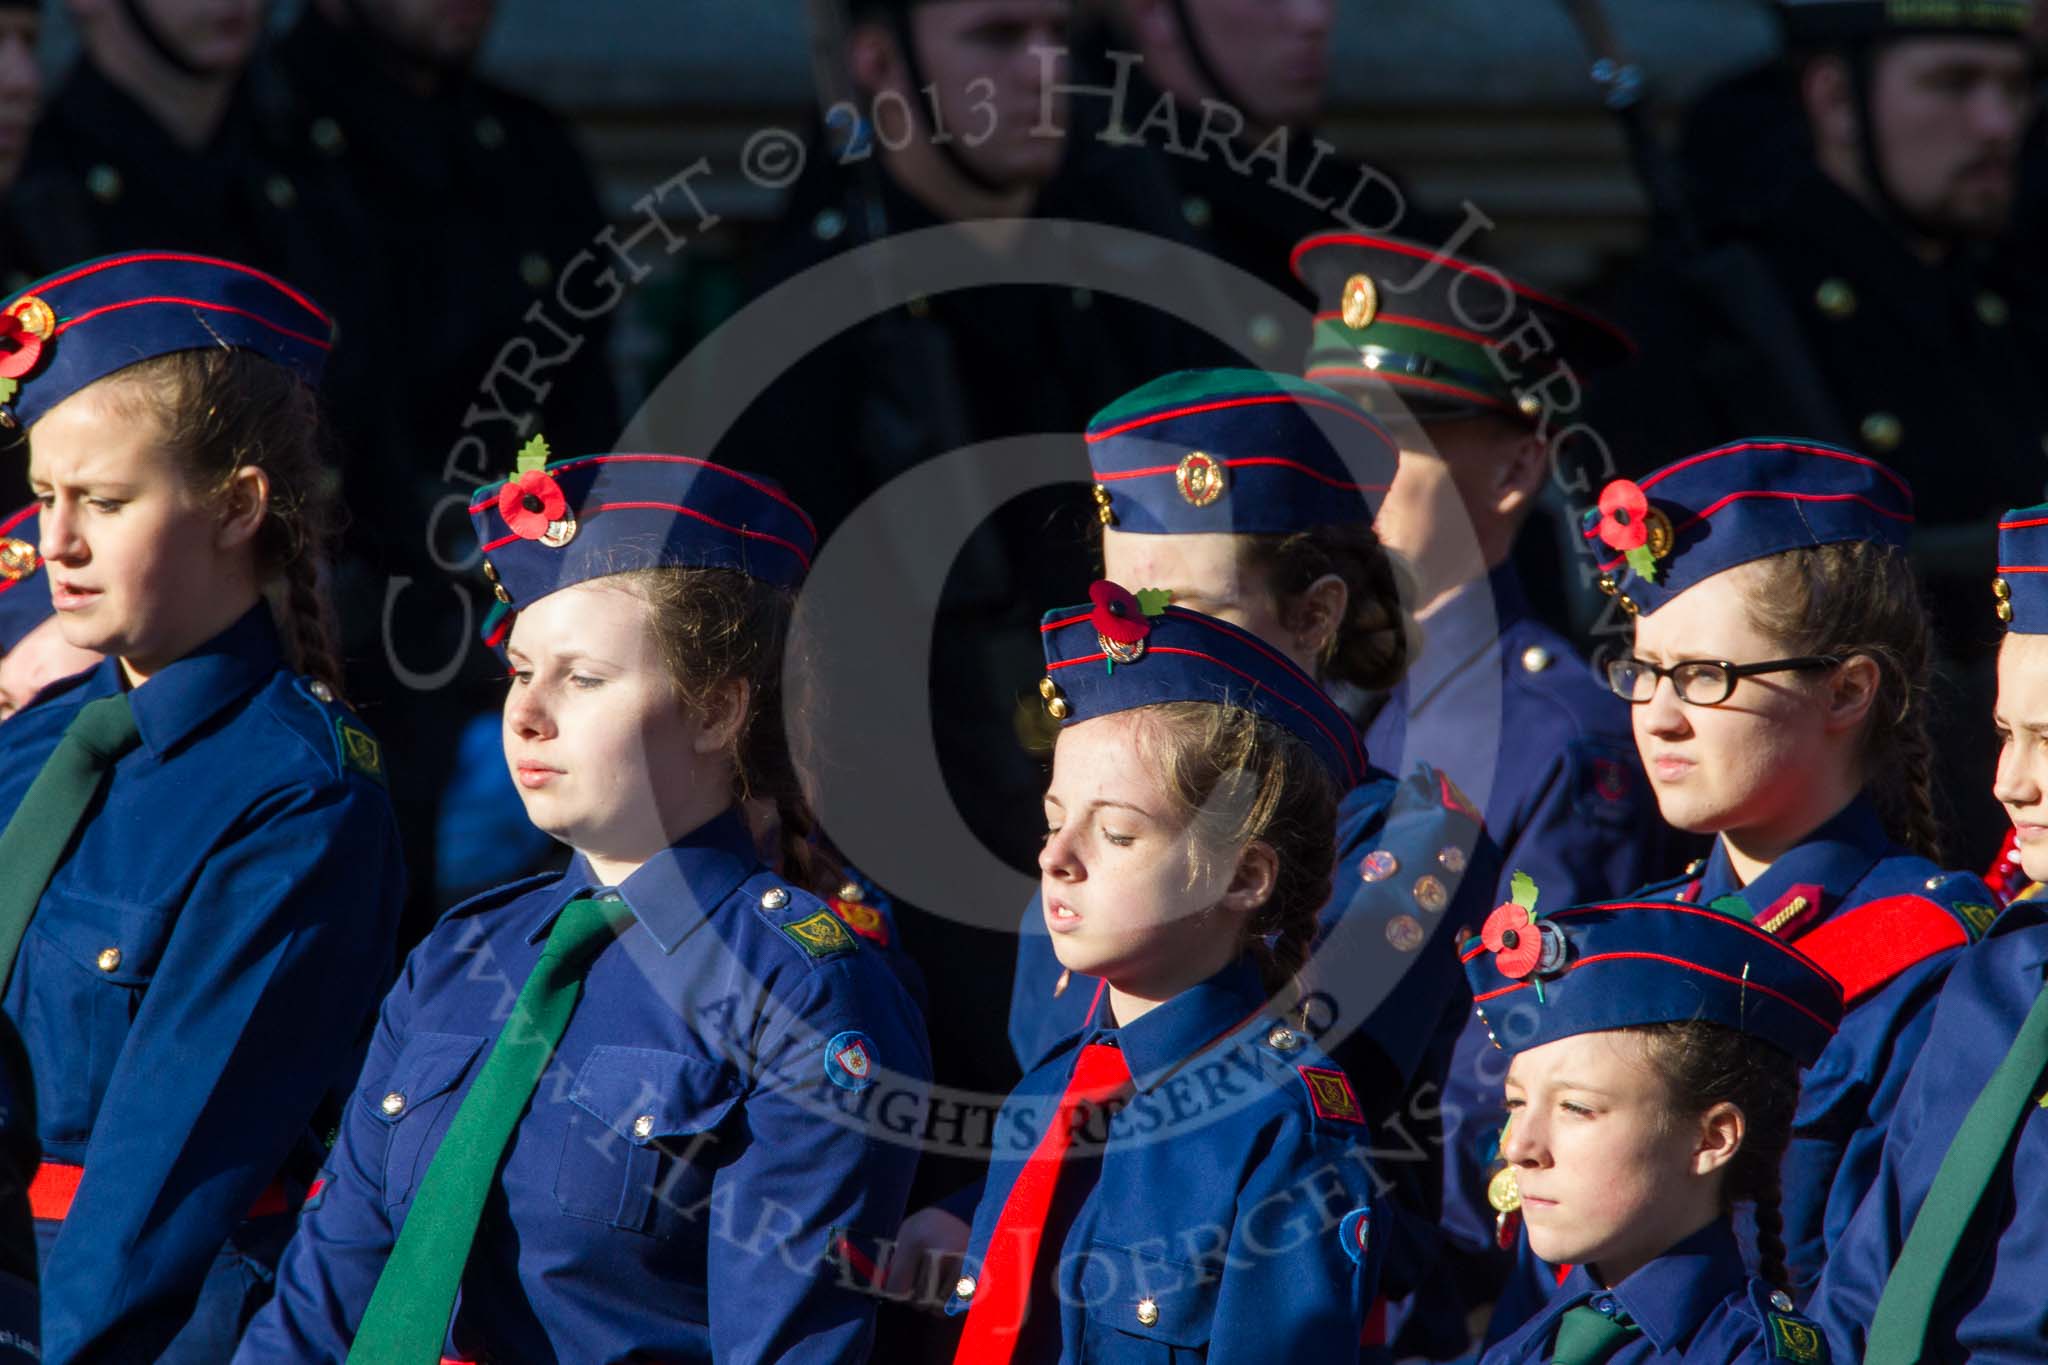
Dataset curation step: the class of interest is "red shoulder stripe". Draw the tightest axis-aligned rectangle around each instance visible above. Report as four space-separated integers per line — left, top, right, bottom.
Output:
1793 894 1969 1007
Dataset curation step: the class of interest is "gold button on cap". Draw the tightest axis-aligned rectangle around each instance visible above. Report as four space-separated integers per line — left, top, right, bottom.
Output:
761 887 790 910
1999 599 2015 624
955 1275 976 1300
381 1091 406 1116
632 1114 654 1139
96 947 121 972
1136 1297 1160 1326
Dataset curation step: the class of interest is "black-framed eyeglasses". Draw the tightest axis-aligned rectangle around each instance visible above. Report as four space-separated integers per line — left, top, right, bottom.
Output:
1604 655 1844 706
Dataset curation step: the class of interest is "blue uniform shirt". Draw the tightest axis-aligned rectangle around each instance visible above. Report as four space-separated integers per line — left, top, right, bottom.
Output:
239 808 931 1364
1813 884 2048 1362
952 957 1382 1361
1481 1219 1827 1364
1010 760 1497 1090
1364 565 1661 912
0 606 404 1363
1661 799 1986 1296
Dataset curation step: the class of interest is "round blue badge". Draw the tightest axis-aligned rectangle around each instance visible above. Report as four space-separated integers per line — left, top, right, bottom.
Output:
1338 1207 1370 1265
824 1030 878 1092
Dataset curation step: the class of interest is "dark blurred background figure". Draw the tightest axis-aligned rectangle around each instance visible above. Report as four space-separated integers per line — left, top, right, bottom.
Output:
1587 0 2047 863
272 0 619 929
7 0 373 338
0 0 39 290
1053 0 1438 367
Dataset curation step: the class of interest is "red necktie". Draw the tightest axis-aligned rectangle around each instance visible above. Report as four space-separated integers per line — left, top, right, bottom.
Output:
954 1042 1134 1363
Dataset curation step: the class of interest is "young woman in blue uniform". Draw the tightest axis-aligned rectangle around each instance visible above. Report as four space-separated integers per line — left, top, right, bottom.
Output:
1487 439 1994 1326
1012 370 1495 1097
0 254 406 1362
238 448 932 1363
0 503 98 722
1812 503 2048 1361
1463 892 1838 1363
947 586 1383 1362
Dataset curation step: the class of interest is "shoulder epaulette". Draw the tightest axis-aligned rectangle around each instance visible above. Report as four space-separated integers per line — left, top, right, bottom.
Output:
1794 880 1985 1006
1747 1281 1829 1363
750 878 860 962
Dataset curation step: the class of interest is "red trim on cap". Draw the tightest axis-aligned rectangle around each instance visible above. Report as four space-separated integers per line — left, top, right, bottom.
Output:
466 452 817 540
1793 894 1969 1007
1042 606 1364 773
56 298 332 351
1092 454 1383 493
32 252 332 326
1594 487 1915 574
1314 309 1498 348
481 500 812 570
1048 644 1361 784
1472 950 1840 1036
1288 232 1636 356
1301 365 1515 413
1999 515 2048 531
1641 439 1914 499
1086 392 1384 444
1995 565 2048 574
0 504 33 537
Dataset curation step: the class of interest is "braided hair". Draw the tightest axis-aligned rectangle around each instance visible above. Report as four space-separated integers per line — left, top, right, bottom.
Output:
109 348 347 698
1743 541 1942 863
1633 1020 1802 1290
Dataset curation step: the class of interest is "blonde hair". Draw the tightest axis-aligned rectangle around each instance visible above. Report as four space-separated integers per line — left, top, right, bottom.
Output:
1127 701 1338 999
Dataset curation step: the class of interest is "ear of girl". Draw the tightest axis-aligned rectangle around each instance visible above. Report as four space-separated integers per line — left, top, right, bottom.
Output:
0 253 406 1359
1464 895 1837 1363
1576 438 1994 1312
951 587 1382 1361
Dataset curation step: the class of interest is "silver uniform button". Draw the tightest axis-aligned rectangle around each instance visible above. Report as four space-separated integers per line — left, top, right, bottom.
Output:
632 1114 654 1139
381 1091 405 1116
1770 1288 1794 1312
762 887 790 910
1266 1025 1301 1052
1136 1297 1160 1326
955 1275 976 1300
309 679 335 703
1520 645 1552 673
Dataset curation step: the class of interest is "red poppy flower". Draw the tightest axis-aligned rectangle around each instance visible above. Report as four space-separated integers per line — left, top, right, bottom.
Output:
498 470 568 541
1481 901 1543 979
1089 580 1150 646
1595 479 1650 553
0 313 43 382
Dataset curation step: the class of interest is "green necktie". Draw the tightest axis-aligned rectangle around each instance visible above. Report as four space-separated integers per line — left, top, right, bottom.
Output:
347 896 634 1364
1865 975 2048 1362
0 695 140 988
1550 1302 1641 1365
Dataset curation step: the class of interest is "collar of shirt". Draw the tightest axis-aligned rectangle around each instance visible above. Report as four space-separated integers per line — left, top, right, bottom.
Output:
1399 563 1528 715
1080 956 1268 1093
109 604 283 759
1545 1217 1749 1354
1694 795 1892 916
524 805 762 955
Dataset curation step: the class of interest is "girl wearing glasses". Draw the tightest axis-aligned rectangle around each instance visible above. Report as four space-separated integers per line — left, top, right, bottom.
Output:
1489 439 1990 1317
